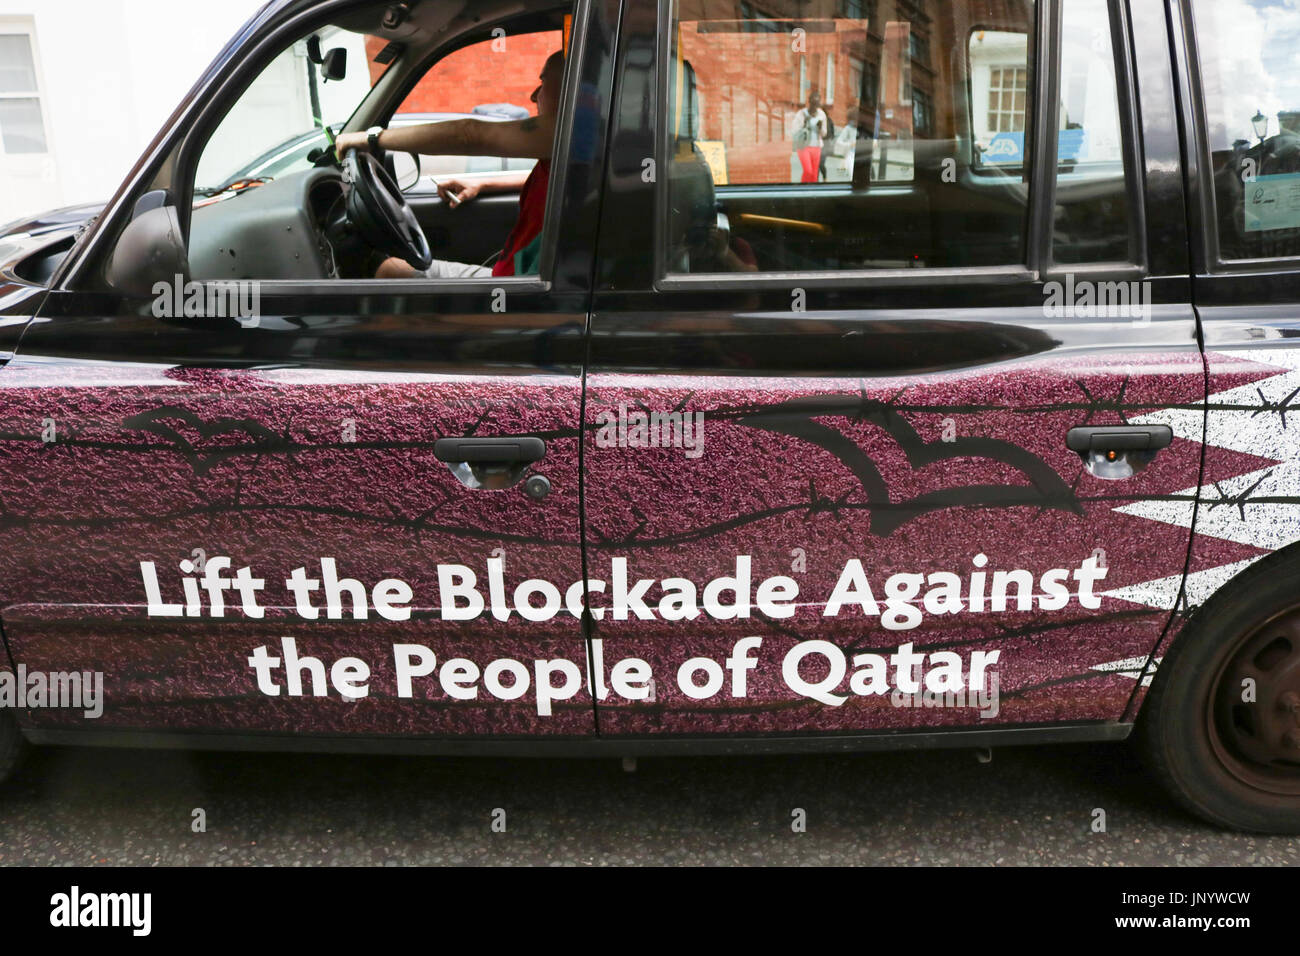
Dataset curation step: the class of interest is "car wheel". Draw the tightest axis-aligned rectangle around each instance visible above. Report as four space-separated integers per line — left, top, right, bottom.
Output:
0 705 27 784
1138 550 1300 832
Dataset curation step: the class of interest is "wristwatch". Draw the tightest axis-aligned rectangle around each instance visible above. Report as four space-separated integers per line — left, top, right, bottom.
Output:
366 126 384 151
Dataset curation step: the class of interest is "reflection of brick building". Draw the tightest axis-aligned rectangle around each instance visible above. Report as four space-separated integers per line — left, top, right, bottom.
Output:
676 0 1030 184
364 31 562 115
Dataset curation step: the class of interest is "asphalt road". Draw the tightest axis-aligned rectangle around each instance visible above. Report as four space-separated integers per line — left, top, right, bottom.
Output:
1 740 1297 865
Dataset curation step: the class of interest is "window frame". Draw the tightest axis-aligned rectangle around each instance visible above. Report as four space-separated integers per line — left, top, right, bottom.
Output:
653 0 1145 291
0 21 51 157
1045 0 1146 271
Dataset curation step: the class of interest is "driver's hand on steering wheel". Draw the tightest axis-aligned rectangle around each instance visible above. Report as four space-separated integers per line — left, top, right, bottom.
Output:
334 130 370 159
436 178 480 208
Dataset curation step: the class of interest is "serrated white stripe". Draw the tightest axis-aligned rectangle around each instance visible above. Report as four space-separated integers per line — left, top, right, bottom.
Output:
1101 569 1185 609
1104 350 1300 613
1089 655 1161 686
1178 557 1267 606
1126 405 1205 442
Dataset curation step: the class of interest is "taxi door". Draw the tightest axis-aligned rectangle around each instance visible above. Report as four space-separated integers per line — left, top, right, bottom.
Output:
0 0 617 745
581 0 1213 742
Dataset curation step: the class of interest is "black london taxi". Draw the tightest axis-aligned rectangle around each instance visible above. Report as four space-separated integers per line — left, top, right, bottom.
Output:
2 0 1300 833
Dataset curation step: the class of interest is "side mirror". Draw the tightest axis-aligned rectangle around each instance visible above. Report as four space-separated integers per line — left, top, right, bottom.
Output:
390 152 422 192
105 193 190 296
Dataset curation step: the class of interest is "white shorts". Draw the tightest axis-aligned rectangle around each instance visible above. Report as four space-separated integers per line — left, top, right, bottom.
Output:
420 258 493 279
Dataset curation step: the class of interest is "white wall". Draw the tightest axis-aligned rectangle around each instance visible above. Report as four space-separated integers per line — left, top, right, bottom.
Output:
0 0 267 224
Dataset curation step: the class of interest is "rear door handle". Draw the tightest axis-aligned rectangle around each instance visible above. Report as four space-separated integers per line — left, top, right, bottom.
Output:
1066 424 1173 479
434 437 546 464
1065 425 1173 453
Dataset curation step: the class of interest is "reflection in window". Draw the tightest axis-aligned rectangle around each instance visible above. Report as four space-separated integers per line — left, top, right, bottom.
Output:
913 88 933 136
664 0 1035 275
988 67 1028 133
1052 0 1134 264
970 33 1030 167
1192 0 1300 261
908 32 929 65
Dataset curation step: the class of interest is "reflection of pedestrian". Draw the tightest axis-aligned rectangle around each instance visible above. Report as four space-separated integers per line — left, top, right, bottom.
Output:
819 112 835 181
791 91 828 184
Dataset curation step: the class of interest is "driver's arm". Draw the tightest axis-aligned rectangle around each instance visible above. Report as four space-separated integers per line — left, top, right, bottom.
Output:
459 169 532 194
337 115 556 161
436 169 532 206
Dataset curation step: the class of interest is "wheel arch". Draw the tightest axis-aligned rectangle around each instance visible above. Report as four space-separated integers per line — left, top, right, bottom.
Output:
1125 539 1300 721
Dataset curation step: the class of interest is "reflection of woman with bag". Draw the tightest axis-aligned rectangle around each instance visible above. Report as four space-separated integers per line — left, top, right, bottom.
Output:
790 91 828 183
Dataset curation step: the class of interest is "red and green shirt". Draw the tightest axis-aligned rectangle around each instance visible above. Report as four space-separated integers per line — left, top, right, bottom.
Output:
491 159 551 277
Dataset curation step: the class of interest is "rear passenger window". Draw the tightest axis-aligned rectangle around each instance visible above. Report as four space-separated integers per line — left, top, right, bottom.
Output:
665 0 1037 274
663 0 1138 276
1191 0 1300 262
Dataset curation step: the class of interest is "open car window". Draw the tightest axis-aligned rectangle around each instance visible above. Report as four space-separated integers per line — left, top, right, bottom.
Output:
183 1 573 284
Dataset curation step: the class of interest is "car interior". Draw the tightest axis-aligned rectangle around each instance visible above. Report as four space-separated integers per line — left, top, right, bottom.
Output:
181 0 575 284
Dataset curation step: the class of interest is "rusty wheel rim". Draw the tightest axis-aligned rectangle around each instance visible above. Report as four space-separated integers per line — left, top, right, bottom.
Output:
1208 605 1300 796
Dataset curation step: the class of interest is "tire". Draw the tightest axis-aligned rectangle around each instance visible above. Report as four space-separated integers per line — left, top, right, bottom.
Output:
0 705 27 785
1137 548 1300 832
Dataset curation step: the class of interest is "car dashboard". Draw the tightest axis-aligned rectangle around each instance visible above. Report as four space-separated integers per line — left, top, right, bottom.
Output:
188 168 345 281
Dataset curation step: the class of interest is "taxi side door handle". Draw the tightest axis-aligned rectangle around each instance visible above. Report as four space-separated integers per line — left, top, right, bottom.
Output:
1066 424 1173 480
434 437 547 492
434 437 547 464
1065 425 1173 453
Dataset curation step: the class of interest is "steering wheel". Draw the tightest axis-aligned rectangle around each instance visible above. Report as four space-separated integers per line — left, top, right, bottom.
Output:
343 150 433 271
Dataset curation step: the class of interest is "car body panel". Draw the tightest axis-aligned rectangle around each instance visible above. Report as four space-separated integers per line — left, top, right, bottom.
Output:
0 290 592 737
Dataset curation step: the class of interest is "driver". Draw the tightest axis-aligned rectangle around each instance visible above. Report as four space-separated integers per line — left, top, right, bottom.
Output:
335 49 564 279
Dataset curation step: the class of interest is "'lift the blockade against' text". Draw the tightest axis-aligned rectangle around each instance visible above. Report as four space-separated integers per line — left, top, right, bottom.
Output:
138 553 1109 627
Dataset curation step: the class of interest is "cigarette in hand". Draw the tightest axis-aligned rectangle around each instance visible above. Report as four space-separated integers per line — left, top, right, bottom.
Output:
431 176 461 207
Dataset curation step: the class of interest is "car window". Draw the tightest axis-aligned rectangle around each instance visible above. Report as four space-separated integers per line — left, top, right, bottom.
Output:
191 25 551 201
386 32 556 188
184 3 573 284
1052 0 1133 264
663 0 1137 276
664 0 1039 274
1191 0 1300 262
